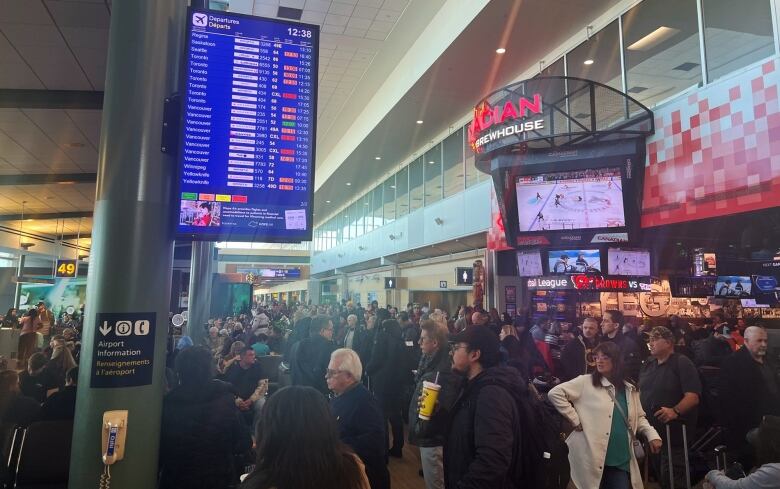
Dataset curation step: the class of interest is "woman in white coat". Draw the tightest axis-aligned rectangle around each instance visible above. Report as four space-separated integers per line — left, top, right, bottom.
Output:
549 342 663 489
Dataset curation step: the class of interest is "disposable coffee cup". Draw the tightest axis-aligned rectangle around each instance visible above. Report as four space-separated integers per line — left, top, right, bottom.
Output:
418 381 441 420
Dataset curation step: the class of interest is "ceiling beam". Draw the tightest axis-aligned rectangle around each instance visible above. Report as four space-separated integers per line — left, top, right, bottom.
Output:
0 173 97 186
0 89 104 110
0 211 93 221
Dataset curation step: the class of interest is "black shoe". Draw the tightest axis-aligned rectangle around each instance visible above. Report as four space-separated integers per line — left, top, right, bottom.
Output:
388 448 403 458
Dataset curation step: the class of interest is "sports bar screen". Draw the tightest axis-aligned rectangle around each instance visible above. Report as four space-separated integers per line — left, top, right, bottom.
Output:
177 9 318 242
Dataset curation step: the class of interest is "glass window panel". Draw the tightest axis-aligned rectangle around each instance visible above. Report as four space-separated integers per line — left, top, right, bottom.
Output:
372 186 383 228
383 176 396 223
464 123 480 188
703 0 775 81
623 0 701 111
567 21 622 90
340 210 349 243
409 157 424 212
442 128 464 198
534 58 569 138
364 192 374 234
424 144 442 206
357 194 369 235
395 166 409 218
567 21 622 129
352 200 363 237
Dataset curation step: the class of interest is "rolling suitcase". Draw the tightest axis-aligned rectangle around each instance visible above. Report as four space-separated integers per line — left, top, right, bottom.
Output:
665 423 691 489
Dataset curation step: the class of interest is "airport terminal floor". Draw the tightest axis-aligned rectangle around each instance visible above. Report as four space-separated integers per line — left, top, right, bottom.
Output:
1 0 780 488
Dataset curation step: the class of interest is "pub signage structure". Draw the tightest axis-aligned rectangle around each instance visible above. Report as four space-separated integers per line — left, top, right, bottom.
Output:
472 76 656 313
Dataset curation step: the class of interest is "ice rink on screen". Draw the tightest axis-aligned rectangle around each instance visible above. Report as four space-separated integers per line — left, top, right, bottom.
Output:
516 175 625 232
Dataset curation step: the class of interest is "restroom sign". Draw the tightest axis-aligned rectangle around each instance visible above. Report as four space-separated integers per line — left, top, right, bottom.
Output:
90 312 156 388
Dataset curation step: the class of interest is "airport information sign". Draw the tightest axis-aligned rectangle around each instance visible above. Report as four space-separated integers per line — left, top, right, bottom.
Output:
177 9 318 242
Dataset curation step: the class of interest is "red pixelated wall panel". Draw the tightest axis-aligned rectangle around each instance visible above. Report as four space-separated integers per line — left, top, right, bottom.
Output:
642 59 780 227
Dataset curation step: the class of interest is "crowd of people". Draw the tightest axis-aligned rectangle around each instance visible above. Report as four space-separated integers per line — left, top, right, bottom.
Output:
1 297 779 489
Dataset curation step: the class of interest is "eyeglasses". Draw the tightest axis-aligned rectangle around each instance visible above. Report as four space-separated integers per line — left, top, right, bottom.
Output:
450 344 468 353
326 369 345 378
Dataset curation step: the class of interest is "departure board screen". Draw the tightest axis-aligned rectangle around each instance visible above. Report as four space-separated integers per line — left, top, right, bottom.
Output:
177 9 318 242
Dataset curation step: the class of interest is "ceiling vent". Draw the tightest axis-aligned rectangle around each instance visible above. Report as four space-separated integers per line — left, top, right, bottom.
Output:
673 62 699 72
277 6 303 20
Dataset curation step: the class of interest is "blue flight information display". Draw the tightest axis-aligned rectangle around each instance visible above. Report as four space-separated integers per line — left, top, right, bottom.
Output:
177 9 318 242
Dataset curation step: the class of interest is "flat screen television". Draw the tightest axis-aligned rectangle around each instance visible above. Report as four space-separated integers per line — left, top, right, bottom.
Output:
713 276 752 297
517 250 544 276
608 248 650 276
548 249 601 274
516 167 625 232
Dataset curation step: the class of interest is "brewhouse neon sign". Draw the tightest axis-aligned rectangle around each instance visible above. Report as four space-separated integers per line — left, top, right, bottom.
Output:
468 93 544 150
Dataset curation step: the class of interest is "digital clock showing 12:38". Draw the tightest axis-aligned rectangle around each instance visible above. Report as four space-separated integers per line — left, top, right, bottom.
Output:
287 27 312 38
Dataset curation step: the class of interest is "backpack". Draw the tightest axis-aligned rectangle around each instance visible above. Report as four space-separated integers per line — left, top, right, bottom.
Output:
470 378 571 489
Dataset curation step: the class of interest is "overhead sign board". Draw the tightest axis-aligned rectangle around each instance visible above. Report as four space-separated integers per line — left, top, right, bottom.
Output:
236 267 301 278
526 274 652 292
55 259 78 278
91 313 156 388
177 8 319 242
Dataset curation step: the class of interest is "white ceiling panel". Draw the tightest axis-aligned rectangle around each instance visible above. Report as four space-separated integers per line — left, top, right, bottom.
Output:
0 0 53 25
15 44 92 89
44 0 110 29
305 0 331 13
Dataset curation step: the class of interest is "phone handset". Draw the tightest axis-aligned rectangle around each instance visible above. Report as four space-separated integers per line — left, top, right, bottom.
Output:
99 411 128 489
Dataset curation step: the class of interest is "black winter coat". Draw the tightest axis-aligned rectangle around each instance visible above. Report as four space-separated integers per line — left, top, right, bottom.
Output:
159 380 251 489
603 331 641 381
559 335 598 382
408 348 461 447
291 335 335 396
719 347 780 450
366 330 405 411
330 383 390 489
444 367 522 489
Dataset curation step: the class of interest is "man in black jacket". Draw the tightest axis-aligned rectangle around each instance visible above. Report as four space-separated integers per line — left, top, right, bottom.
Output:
600 310 641 381
444 326 522 489
560 317 600 381
328 348 390 489
408 320 460 489
39 367 78 420
291 315 335 396
719 326 780 469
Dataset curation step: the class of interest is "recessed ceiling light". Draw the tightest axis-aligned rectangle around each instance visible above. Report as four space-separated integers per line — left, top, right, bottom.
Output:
390 185 396 189
364 202 369 205
346 182 351 186
428 161 436 164
416 120 423 124
325 200 331 203
583 59 594 65
375 156 381 160
496 48 506 54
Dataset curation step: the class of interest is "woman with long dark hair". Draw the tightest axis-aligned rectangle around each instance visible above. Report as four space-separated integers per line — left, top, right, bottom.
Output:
1 308 18 329
549 342 662 489
160 346 250 489
241 386 369 489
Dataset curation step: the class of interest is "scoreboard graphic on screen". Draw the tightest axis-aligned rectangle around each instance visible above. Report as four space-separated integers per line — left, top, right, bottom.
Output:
176 9 319 242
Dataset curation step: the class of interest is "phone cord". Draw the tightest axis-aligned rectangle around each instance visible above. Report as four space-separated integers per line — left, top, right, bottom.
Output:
99 464 111 489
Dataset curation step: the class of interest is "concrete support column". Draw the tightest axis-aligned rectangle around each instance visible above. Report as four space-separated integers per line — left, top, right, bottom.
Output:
187 241 215 346
69 1 186 488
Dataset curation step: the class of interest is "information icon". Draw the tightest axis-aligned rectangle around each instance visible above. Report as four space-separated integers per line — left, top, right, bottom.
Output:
115 321 132 336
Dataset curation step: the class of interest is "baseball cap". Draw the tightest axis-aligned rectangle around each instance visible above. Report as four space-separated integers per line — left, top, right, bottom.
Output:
450 325 501 367
648 326 674 342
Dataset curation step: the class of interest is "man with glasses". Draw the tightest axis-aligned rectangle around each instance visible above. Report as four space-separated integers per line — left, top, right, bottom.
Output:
408 320 460 489
640 326 701 489
291 314 336 396
444 326 524 489
328 348 390 489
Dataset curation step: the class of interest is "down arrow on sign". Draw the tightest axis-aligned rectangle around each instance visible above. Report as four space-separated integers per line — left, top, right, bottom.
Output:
99 322 112 336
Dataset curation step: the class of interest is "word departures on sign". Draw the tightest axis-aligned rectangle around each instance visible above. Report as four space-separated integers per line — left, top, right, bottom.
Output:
91 313 156 388
526 274 652 292
55 259 78 278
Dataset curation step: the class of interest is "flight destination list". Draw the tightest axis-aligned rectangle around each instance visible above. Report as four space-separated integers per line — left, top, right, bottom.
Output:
177 9 318 242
